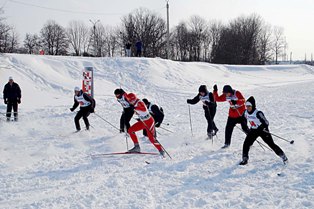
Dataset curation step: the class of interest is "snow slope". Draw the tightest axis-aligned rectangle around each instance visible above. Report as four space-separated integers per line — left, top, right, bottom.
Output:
0 53 314 209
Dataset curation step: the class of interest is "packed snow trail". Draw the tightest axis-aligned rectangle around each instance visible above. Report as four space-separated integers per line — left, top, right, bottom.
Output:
0 54 314 208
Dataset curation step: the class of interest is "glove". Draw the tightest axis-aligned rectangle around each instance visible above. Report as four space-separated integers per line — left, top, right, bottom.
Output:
213 84 218 92
155 122 160 128
4 99 7 104
231 100 237 105
70 107 74 112
187 99 192 104
17 98 21 104
90 108 94 113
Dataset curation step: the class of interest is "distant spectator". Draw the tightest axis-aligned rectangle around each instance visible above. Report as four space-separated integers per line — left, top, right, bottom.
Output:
3 76 21 121
135 40 143 57
125 42 132 57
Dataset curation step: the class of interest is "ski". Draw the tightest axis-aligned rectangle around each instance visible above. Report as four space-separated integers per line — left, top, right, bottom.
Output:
90 151 160 158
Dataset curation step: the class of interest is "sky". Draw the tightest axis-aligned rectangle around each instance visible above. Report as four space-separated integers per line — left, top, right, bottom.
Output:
2 0 314 60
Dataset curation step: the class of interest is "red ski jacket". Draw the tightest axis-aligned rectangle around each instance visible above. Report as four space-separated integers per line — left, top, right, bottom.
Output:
213 90 246 118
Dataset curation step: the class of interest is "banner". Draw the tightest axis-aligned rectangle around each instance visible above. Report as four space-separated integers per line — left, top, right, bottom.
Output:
82 67 94 98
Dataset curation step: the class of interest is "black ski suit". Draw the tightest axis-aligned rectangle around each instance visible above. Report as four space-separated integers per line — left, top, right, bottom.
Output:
143 102 164 137
71 91 95 131
3 82 21 120
242 97 285 160
187 91 218 134
116 90 134 132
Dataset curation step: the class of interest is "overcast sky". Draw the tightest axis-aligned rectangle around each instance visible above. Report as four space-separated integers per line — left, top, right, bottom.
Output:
2 0 313 60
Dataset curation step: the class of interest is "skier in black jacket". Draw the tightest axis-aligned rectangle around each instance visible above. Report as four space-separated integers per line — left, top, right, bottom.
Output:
239 96 288 165
70 87 95 131
114 88 134 133
187 85 218 139
3 76 21 121
142 98 164 137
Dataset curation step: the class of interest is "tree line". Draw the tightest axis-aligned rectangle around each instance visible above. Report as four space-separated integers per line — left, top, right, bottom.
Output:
1 8 287 65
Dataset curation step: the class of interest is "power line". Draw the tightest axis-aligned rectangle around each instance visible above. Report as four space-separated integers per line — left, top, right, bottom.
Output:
8 0 124 16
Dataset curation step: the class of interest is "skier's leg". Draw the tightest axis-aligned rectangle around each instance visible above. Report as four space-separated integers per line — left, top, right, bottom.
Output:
204 108 213 134
242 131 258 160
13 101 18 120
144 118 162 152
74 110 83 130
224 117 237 146
6 101 12 120
124 108 134 132
260 131 285 156
120 112 126 132
127 121 145 145
82 109 90 129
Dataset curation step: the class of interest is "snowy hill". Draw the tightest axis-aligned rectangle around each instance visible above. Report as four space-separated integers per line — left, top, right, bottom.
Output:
0 53 314 208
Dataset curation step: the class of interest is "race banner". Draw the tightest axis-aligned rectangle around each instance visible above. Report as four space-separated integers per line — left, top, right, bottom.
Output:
82 67 94 98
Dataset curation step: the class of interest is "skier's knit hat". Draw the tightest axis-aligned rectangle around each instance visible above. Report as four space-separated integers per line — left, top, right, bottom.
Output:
74 86 80 92
142 98 149 106
114 88 125 95
245 96 256 112
198 85 207 93
222 85 233 94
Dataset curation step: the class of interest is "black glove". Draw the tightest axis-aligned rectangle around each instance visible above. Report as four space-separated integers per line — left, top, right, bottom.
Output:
70 107 74 112
231 100 237 105
187 99 192 104
4 99 7 104
155 122 160 128
17 98 21 104
213 84 218 92
90 108 94 113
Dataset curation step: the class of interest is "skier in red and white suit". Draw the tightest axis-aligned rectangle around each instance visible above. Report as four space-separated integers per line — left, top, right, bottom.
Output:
125 93 164 156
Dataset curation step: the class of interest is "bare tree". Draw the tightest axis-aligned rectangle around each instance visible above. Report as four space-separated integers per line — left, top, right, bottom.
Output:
209 21 223 62
257 24 273 64
23 33 40 54
40 20 68 55
121 8 167 57
67 20 90 56
272 26 286 64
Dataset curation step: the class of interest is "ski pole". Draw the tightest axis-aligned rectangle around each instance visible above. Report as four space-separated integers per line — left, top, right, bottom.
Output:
94 113 120 131
159 126 174 133
188 105 194 137
263 130 294 144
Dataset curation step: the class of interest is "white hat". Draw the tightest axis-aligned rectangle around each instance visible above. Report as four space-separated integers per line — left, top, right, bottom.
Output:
245 101 252 106
74 86 80 91
8 76 13 80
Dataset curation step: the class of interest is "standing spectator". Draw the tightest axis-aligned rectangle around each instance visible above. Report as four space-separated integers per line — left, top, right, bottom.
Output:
125 42 132 57
135 40 143 57
3 76 21 121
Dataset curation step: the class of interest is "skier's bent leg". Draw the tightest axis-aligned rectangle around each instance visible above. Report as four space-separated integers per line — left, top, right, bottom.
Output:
128 121 145 144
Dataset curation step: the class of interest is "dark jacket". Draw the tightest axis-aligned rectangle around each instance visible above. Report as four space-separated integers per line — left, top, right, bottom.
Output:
187 91 217 110
3 82 21 101
72 90 95 110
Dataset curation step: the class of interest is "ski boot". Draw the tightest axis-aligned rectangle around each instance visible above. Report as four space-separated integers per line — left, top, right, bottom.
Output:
159 149 165 157
128 144 141 153
221 144 230 149
280 154 288 164
239 157 248 165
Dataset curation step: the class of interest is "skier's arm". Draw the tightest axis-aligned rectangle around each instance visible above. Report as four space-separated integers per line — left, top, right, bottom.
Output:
187 94 200 104
233 91 245 106
71 97 79 110
256 111 269 129
17 84 21 99
3 85 7 100
83 93 95 108
213 90 226 102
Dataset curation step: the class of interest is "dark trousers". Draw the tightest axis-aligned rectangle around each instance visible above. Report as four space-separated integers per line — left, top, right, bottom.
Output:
120 108 134 132
242 129 285 159
6 100 18 120
225 116 249 145
75 107 91 130
136 50 142 57
204 106 217 134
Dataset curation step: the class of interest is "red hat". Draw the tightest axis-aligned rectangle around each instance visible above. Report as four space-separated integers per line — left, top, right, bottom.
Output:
125 93 138 104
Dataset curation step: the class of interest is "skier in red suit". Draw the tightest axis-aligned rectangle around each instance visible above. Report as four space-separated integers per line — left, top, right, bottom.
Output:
125 93 164 156
213 84 249 148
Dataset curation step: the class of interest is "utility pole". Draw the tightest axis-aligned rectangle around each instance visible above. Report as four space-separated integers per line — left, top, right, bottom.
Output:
166 0 170 59
89 19 100 57
290 52 292 64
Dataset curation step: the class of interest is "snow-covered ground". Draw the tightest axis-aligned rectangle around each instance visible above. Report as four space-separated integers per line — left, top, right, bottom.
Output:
0 53 314 209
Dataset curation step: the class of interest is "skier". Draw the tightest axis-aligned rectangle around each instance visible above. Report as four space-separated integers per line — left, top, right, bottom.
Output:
239 96 288 165
213 84 249 148
187 85 218 139
125 93 164 156
142 98 164 137
114 88 134 133
70 87 95 131
3 76 21 121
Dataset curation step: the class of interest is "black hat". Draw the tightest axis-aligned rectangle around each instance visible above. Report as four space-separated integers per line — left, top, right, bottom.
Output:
245 96 256 112
222 85 233 94
198 85 207 93
142 98 149 105
114 88 124 95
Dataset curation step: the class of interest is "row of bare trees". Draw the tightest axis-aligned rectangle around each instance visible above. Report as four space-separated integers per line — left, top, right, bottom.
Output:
2 7 288 64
